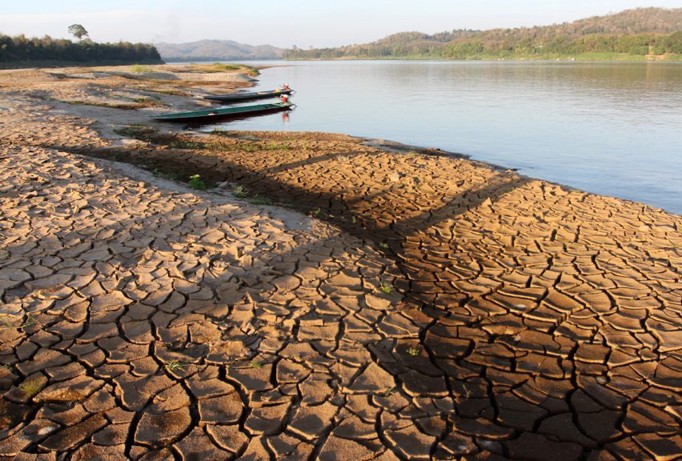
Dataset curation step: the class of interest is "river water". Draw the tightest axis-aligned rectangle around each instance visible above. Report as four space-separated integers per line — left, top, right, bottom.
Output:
207 61 682 215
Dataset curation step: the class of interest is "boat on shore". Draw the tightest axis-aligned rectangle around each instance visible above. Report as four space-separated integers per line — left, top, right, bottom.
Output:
153 101 294 123
204 88 294 103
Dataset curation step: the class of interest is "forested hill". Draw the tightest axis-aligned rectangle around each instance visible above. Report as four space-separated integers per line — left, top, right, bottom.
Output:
284 7 682 60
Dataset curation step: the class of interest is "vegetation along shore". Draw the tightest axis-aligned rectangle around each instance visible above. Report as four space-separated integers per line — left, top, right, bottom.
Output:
0 23 163 69
0 63 680 459
284 8 682 61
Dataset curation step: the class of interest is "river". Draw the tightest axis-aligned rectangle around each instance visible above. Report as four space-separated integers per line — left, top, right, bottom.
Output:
206 61 682 215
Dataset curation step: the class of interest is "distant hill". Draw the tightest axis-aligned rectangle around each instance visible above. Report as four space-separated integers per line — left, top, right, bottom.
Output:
156 40 284 61
285 7 682 60
540 6 682 35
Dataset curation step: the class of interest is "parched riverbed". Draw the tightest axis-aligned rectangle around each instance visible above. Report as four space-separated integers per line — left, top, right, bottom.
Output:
1 65 681 460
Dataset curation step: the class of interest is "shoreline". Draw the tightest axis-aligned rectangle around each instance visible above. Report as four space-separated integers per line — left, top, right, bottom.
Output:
1 65 681 459
217 58 682 216
281 55 682 62
179 56 682 63
360 136 681 218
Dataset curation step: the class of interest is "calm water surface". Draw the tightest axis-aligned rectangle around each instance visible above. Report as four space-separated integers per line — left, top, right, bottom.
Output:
207 61 682 215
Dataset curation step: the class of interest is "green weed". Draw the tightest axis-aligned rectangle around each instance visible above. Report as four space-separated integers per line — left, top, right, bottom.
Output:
248 196 273 206
0 316 15 330
379 281 393 295
264 142 293 151
406 346 421 357
165 360 185 372
21 315 37 329
0 314 36 331
382 386 396 396
211 63 242 72
130 64 152 74
131 64 153 73
206 64 259 76
236 142 261 152
169 139 203 149
233 184 249 198
114 125 157 142
20 378 45 397
188 174 206 190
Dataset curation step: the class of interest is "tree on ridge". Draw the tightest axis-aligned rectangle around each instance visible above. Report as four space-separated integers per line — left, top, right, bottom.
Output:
68 24 89 41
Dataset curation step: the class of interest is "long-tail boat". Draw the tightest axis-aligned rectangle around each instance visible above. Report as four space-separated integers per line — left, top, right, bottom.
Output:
204 88 294 103
153 101 293 123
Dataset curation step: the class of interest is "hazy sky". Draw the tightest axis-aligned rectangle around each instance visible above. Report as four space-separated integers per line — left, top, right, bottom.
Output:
2 1 681 47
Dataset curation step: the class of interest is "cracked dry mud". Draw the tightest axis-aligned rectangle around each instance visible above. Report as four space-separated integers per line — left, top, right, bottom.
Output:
1 67 681 460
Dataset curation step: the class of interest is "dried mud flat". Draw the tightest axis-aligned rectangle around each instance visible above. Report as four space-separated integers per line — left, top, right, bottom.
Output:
0 66 681 460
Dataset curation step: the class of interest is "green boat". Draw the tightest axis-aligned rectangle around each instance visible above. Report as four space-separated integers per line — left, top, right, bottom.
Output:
153 101 294 123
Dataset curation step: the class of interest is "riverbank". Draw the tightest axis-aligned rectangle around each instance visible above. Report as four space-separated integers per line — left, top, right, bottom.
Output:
208 60 682 216
283 53 682 62
1 65 681 460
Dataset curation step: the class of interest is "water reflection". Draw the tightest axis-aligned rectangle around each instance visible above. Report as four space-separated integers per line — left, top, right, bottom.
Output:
207 61 682 214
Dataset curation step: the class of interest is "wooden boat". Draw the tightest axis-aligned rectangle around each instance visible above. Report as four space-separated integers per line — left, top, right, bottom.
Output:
204 88 294 103
153 101 294 123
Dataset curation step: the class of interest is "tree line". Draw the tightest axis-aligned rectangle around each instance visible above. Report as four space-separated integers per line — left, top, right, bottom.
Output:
0 34 163 67
443 31 682 59
284 8 682 60
285 31 682 60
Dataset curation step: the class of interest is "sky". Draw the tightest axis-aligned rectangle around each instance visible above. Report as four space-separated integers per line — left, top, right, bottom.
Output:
2 1 681 48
